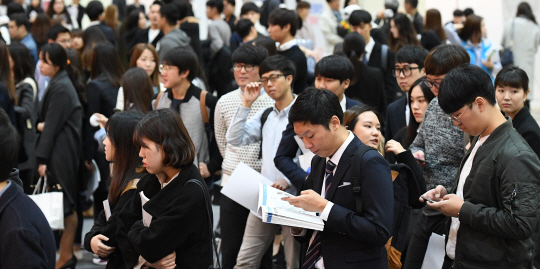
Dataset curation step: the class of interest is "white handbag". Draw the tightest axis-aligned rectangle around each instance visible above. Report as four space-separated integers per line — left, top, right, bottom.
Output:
29 176 64 230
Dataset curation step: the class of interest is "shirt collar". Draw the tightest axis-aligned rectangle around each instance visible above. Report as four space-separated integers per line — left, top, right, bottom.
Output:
365 38 375 58
327 131 355 166
272 94 297 114
277 39 297 51
157 172 180 189
88 20 101 27
0 180 12 199
340 95 347 112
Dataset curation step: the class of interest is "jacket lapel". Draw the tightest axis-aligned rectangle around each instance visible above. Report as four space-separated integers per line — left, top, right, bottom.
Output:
311 157 326 195
325 138 359 201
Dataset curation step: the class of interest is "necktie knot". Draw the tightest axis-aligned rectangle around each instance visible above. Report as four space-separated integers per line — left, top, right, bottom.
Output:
325 160 336 177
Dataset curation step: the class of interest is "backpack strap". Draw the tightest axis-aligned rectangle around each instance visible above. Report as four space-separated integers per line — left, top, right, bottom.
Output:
199 90 209 124
154 91 164 110
350 144 377 214
258 107 273 159
381 44 389 72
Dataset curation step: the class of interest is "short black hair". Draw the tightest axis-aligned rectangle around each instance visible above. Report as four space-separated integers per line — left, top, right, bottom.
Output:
7 2 24 16
349 10 372 25
9 13 29 31
494 66 530 92
163 48 199 81
289 86 343 130
259 54 296 81
47 24 71 41
252 36 277 56
438 64 496 114
237 18 254 39
240 2 260 15
151 0 162 6
420 30 441 51
224 0 235 6
86 1 104 21
297 1 310 9
206 0 224 14
463 8 474 17
174 0 194 20
268 8 298 36
424 44 470 76
453 9 463 17
160 3 180 25
231 42 268 65
404 0 418 8
395 45 429 69
315 55 354 83
0 108 19 182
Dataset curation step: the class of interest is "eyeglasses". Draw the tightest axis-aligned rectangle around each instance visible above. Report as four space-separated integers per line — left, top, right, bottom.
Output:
448 103 472 124
392 67 421 77
159 64 175 73
232 64 256 72
423 77 441 89
259 74 284 84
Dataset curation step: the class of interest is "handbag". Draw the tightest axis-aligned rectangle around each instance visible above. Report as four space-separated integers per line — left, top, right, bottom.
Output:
421 233 446 269
29 175 64 230
500 19 515 67
185 179 221 269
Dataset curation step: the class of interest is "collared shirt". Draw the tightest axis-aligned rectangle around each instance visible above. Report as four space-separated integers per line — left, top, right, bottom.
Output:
158 172 180 189
277 39 297 52
226 95 297 194
339 95 347 112
87 21 101 27
148 28 161 43
68 5 79 22
364 37 375 62
0 180 11 199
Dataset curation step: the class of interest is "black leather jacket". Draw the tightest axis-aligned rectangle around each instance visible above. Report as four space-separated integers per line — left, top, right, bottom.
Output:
448 118 540 269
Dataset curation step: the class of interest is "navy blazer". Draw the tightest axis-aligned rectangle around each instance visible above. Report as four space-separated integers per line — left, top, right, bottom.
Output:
299 136 393 269
274 97 360 192
385 95 407 141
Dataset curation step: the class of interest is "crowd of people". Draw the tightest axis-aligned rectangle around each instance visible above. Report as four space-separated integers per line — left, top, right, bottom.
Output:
1 0 540 269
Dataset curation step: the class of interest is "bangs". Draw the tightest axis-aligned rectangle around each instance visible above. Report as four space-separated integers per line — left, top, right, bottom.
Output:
494 70 527 90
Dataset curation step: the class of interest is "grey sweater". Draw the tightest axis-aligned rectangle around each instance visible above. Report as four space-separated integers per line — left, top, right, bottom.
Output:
157 28 191 64
208 19 231 58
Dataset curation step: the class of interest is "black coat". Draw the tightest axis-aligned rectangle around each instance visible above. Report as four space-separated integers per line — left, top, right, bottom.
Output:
0 83 16 126
131 27 164 48
0 181 56 268
346 62 386 116
385 95 407 140
512 107 540 157
35 70 83 213
116 165 213 268
86 23 117 45
279 46 307 94
14 78 38 172
368 41 400 105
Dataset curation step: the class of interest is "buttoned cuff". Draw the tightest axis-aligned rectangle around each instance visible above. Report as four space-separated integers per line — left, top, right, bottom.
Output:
320 201 334 221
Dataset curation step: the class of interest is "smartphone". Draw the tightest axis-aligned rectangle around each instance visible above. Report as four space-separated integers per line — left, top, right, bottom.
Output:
421 195 438 203
414 157 428 164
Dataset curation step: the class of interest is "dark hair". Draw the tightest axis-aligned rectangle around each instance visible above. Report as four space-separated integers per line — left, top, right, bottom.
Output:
494 66 530 93
46 0 73 25
130 43 160 87
395 44 428 68
453 9 463 17
174 0 194 21
438 64 496 114
0 41 16 104
259 54 296 81
425 9 446 41
342 32 365 85
9 13 30 31
404 0 418 8
349 10 372 26
297 1 310 9
424 44 470 76
81 26 108 71
206 0 224 14
516 2 537 24
134 109 195 170
163 48 199 81
160 2 180 26
420 30 441 51
224 0 235 6
252 36 277 56
123 8 142 35
86 0 104 21
232 42 268 65
0 108 18 182
458 15 483 43
106 111 144 205
240 2 260 16
91 41 124 87
237 18 254 39
389 13 420 52
31 14 51 44
463 8 474 17
268 8 298 36
47 24 70 41
7 3 24 16
343 104 383 133
65 48 86 103
406 76 435 147
122 67 154 113
8 42 35 83
289 86 343 130
315 55 354 83
385 0 399 14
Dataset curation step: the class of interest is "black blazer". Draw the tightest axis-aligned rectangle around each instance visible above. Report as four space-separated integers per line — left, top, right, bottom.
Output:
68 4 85 29
368 41 400 105
512 107 540 157
132 27 164 48
86 23 117 45
116 165 213 268
299 136 393 269
385 95 407 140
274 97 360 193
0 181 56 268
346 62 387 116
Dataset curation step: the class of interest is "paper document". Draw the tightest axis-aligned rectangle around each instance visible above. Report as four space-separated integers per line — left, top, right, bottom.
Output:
221 162 273 214
140 191 152 227
258 184 324 231
103 199 111 221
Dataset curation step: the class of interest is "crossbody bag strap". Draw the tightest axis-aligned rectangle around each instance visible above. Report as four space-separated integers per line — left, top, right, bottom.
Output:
350 145 376 214
200 90 209 124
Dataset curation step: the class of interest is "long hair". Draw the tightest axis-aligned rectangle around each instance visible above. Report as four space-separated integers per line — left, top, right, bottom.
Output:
424 9 446 41
405 76 435 148
342 32 365 85
8 42 35 83
81 27 108 71
516 2 537 24
104 4 120 32
90 41 124 87
31 14 51 45
389 13 420 52
46 0 73 25
122 67 154 113
458 15 483 43
130 43 159 87
65 48 87 104
106 111 144 206
0 40 17 104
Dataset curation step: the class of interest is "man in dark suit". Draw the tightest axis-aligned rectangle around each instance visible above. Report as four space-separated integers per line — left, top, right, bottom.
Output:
68 0 85 29
385 45 428 140
404 0 423 35
131 1 164 47
0 108 56 268
85 0 116 45
274 56 360 191
283 87 393 269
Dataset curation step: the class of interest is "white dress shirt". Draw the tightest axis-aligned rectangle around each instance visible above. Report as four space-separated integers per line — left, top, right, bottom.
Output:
364 37 375 62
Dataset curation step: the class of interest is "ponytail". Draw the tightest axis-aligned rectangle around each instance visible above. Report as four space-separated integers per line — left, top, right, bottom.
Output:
348 50 361 85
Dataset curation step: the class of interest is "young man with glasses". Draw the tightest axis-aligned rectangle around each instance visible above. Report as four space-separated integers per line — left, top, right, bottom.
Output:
386 45 428 140
226 55 300 269
403 44 471 269
422 65 540 269
214 44 274 269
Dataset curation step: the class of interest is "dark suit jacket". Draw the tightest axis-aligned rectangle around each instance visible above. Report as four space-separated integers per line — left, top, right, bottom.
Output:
512 107 540 157
87 23 116 45
274 97 360 192
132 27 164 48
299 136 393 269
385 95 407 140
346 62 387 116
68 4 85 29
368 41 400 105
0 181 56 268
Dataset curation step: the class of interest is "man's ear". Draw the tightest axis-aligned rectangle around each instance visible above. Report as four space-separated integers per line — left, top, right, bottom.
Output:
329 115 341 131
342 79 351 90
420 67 425 75
180 69 190 79
475 97 486 112
283 23 291 33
